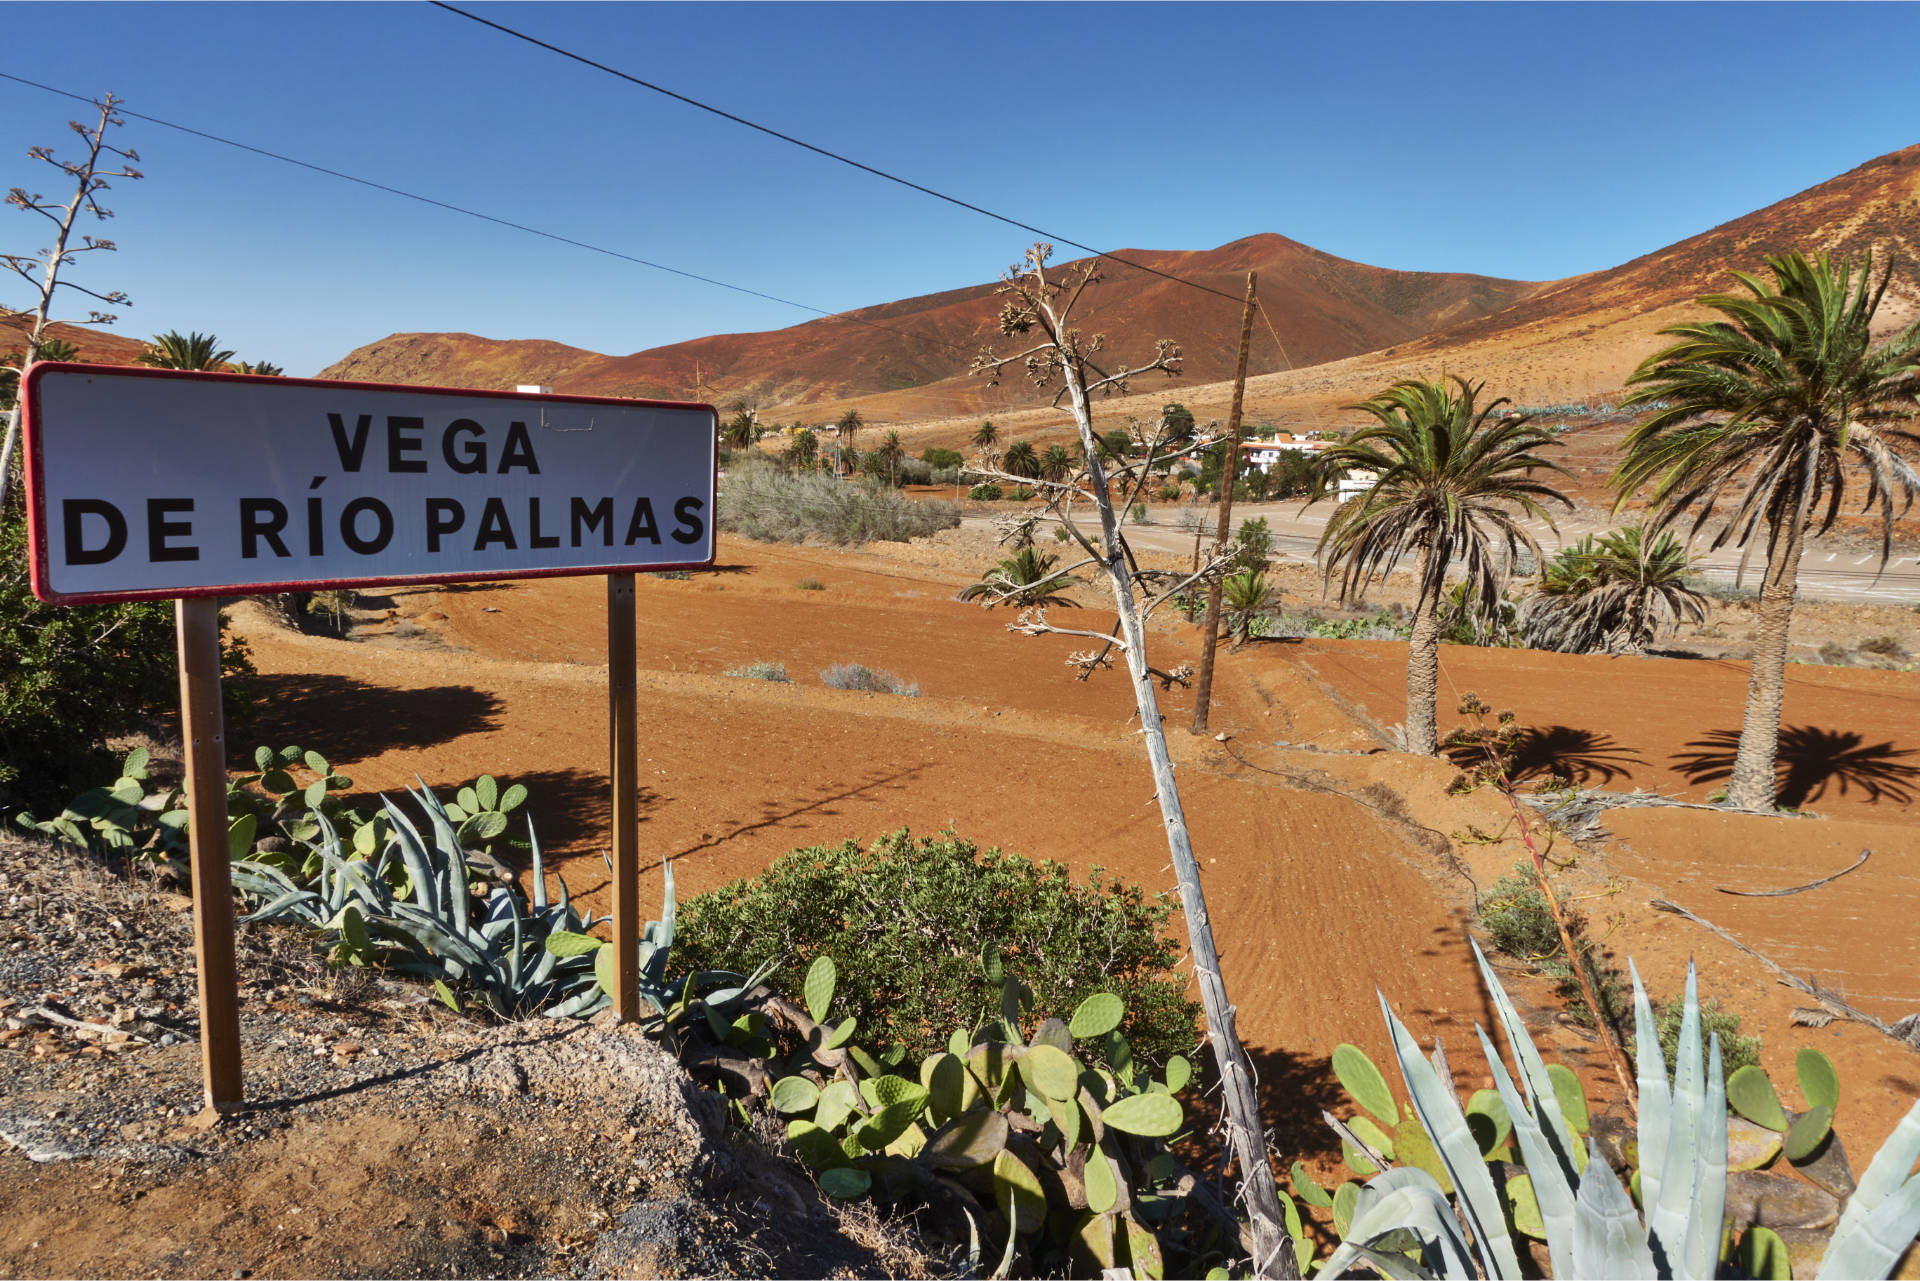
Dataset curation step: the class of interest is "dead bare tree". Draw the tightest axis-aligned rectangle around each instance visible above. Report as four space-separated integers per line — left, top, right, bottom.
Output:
967 243 1298 1279
1 92 139 511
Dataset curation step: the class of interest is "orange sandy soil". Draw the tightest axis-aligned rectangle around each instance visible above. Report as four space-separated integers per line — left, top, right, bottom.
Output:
227 531 1920 1164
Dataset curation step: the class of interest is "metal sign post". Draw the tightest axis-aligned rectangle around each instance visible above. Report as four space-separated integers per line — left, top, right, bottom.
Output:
606 572 640 1020
21 365 715 1109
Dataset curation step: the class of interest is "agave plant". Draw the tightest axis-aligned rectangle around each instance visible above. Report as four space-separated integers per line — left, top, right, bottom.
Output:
234 783 609 1018
1524 524 1708 655
1325 939 1920 1279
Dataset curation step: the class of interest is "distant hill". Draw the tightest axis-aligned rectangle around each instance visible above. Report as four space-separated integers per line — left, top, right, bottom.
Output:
0 317 146 365
316 234 1546 414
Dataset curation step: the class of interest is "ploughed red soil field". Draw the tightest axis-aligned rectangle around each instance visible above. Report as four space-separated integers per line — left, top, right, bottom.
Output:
228 528 1920 1158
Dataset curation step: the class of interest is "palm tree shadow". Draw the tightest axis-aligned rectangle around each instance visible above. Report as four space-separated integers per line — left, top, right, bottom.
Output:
1673 726 1920 807
1444 725 1644 786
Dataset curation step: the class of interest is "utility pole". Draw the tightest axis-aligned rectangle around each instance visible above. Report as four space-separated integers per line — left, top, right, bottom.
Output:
1190 272 1258 735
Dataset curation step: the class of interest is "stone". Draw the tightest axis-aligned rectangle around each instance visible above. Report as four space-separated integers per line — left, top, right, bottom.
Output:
1726 1170 1840 1232
1728 1116 1785 1172
1792 1130 1856 1201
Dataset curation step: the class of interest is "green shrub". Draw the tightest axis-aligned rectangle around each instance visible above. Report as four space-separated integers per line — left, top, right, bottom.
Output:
1010 485 1037 502
673 830 1200 1065
1229 516 1272 571
967 483 1004 501
1648 995 1763 1076
0 506 254 813
819 663 918 696
1478 860 1627 1029
919 446 964 470
794 578 825 591
1129 502 1151 524
725 661 791 683
717 455 959 545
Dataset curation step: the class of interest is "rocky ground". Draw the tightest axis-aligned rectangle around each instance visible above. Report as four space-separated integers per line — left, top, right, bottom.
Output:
0 830 949 1280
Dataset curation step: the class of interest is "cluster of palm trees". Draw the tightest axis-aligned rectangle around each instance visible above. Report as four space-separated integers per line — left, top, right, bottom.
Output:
1309 250 1920 812
130 330 282 375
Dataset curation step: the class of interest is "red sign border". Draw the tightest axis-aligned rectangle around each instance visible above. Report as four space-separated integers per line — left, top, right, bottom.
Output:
22 363 719 606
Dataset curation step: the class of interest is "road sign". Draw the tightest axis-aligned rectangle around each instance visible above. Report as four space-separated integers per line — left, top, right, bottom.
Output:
21 364 716 604
19 363 714 1112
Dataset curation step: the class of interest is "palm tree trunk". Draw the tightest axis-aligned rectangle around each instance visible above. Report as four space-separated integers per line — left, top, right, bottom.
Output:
1727 517 1806 811
1404 547 1442 755
1060 358 1297 1279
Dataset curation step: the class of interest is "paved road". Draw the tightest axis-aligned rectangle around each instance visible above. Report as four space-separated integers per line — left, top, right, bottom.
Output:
962 501 1920 605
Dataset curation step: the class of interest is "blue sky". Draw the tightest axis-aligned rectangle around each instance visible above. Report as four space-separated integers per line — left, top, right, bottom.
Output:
4 2 1918 378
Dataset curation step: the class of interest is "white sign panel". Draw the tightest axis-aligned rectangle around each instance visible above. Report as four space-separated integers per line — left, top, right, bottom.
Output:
22 366 716 604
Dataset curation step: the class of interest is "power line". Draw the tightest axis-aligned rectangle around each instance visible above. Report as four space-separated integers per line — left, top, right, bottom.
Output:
427 1 1251 310
0 70 983 370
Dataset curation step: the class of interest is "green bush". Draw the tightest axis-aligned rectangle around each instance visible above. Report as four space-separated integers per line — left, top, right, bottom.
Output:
967 483 1004 501
1229 516 1272 571
919 446 964 470
1648 995 1763 1076
717 455 959 545
673 830 1200 1065
1478 860 1627 1029
0 506 253 812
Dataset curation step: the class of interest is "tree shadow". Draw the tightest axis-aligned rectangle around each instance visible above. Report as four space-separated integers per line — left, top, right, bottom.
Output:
1672 725 1920 807
244 674 503 761
1442 724 1644 786
1508 726 1644 787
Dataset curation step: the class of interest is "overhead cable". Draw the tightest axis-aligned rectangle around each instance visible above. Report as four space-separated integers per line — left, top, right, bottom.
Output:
0 69 981 364
427 1 1251 309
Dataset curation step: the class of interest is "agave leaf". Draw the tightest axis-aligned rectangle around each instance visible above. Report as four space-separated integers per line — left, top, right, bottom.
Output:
1630 961 1673 1233
1378 994 1522 1280
1476 1024 1575 1277
1471 940 1581 1181
1570 1136 1657 1279
1648 964 1704 1277
1820 1096 1920 1280
1321 1167 1475 1280
381 795 439 919
1679 1031 1728 1281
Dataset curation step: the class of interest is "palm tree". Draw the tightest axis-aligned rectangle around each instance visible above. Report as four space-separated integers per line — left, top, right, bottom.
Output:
135 330 234 371
784 426 818 469
1221 568 1273 642
229 360 285 376
1002 439 1040 479
835 408 864 476
971 418 999 467
1312 375 1570 755
1523 524 1708 655
720 410 759 450
35 338 81 362
1038 443 1077 483
956 546 1080 608
875 430 906 486
1614 250 1920 810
